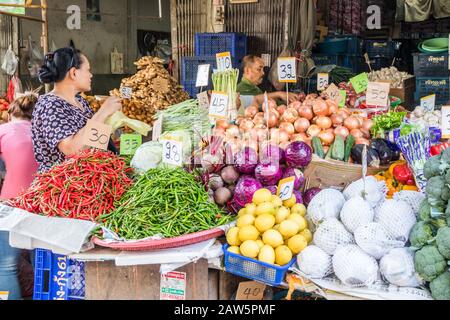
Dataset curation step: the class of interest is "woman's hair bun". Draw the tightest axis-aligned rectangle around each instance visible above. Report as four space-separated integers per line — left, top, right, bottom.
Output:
38 47 82 84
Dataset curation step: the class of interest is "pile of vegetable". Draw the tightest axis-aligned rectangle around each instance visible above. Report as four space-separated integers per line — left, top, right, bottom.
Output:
109 56 190 126
350 138 400 167
212 69 240 119
226 188 311 266
100 168 234 240
368 67 413 89
8 149 133 222
411 149 450 300
374 161 419 197
370 111 407 138
410 106 441 128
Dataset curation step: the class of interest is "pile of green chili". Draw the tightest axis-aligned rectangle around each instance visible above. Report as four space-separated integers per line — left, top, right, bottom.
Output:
100 168 234 240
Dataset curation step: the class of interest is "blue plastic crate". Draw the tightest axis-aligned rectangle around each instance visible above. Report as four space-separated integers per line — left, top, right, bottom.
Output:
359 57 392 72
33 249 85 301
223 244 296 287
312 54 342 66
195 33 247 59
365 40 397 58
181 80 202 98
324 35 363 55
181 55 243 84
342 55 364 74
415 77 450 106
413 53 450 77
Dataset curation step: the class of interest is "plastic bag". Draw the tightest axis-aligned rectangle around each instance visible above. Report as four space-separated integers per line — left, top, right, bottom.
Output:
343 176 388 209
354 223 404 259
106 111 151 136
1 45 19 75
313 218 354 255
6 75 23 103
297 245 333 279
380 248 422 287
307 189 346 226
340 197 375 234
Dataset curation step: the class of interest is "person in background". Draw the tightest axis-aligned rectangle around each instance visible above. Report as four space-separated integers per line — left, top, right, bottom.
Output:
33 47 121 173
236 55 299 108
0 93 39 300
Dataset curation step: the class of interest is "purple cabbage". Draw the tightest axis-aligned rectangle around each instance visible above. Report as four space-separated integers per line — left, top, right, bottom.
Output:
303 187 321 207
259 144 285 164
233 175 263 207
255 163 283 186
266 185 278 195
282 168 305 190
234 147 258 174
285 142 312 168
293 190 304 204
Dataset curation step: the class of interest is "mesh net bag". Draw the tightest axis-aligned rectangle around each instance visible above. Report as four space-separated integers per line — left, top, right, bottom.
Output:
332 245 379 288
380 248 422 287
393 191 426 218
343 177 388 209
307 189 346 226
340 197 375 234
375 199 417 244
354 223 405 260
313 218 355 255
297 245 333 279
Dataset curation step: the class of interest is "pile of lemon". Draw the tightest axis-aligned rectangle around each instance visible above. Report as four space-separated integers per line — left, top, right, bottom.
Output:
226 188 312 266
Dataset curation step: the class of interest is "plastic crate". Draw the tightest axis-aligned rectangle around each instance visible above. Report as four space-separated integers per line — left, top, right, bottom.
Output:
342 55 364 74
415 77 450 106
181 80 201 98
195 33 247 59
325 35 363 55
312 54 342 66
33 249 85 301
181 55 242 84
223 244 296 287
413 53 450 77
365 40 397 58
360 57 392 72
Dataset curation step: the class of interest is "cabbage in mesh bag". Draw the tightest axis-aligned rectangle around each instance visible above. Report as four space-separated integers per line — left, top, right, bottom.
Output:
297 245 333 279
313 218 354 255
307 189 346 226
332 245 379 288
380 248 422 287
393 191 426 218
340 197 374 234
354 223 404 260
343 176 388 209
375 199 417 244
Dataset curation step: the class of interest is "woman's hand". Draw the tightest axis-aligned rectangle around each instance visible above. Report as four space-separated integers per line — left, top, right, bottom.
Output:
93 96 122 122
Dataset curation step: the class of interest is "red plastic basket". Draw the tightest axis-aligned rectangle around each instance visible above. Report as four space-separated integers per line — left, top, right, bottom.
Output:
92 228 225 251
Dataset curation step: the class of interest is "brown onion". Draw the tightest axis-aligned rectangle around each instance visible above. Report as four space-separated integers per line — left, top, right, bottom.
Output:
216 119 229 130
298 106 314 120
279 141 292 150
255 128 269 141
269 107 280 118
334 126 350 139
226 125 240 138
316 116 333 130
278 129 291 143
331 114 345 126
289 101 302 110
350 129 364 140
355 138 370 146
282 108 299 123
235 117 244 126
268 112 279 128
355 116 364 127
255 112 265 119
240 119 255 132
245 106 259 118
268 99 277 109
305 93 318 101
294 118 310 133
344 116 361 130
277 105 287 117
361 128 371 139
336 109 350 120
313 98 329 116
307 124 321 137
326 99 339 115
362 119 374 132
279 122 295 135
318 130 335 146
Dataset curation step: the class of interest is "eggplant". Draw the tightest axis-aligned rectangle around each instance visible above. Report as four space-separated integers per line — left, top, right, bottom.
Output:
384 140 401 162
351 145 380 167
370 139 394 165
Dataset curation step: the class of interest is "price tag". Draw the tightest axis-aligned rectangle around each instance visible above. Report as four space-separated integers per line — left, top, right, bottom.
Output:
350 73 369 94
366 82 390 107
152 115 163 141
216 52 233 71
277 176 295 201
339 90 347 108
120 134 142 156
317 73 329 91
120 86 132 99
421 94 436 112
209 91 229 119
0 291 8 300
236 281 266 301
441 106 450 139
83 120 112 151
196 64 210 88
161 138 183 167
197 91 210 110
326 83 340 103
277 57 297 83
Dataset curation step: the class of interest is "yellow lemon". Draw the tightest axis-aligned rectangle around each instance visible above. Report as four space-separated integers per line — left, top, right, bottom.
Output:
238 225 259 242
258 245 276 264
237 214 256 228
291 204 307 217
300 229 313 243
253 189 273 205
279 220 300 239
275 245 293 266
255 214 276 233
245 203 257 216
240 240 260 258
288 214 308 231
287 235 308 254
283 195 297 208
273 224 280 231
237 208 247 217
256 239 265 249
275 206 291 224
262 229 284 248
226 227 241 246
228 246 240 255
255 202 275 216
271 195 283 208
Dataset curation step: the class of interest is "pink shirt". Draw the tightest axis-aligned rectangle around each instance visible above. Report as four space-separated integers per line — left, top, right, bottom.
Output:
0 120 38 199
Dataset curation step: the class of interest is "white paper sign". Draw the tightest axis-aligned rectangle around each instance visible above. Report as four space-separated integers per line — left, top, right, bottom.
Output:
441 106 450 139
161 139 183 167
120 86 132 99
216 52 233 71
209 91 229 119
196 64 210 87
197 91 210 110
366 82 390 107
317 73 329 91
0 291 9 300
277 57 297 83
421 95 436 112
160 272 186 300
277 177 295 201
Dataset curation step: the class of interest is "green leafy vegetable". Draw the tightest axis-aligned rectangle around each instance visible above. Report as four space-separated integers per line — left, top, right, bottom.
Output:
370 111 407 138
409 221 435 250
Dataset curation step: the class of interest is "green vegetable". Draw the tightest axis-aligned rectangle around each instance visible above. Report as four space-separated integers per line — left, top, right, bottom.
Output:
409 222 435 250
442 186 450 203
430 272 450 300
419 199 431 222
424 155 442 180
370 111 407 138
331 135 345 161
100 168 234 240
436 227 450 259
426 176 446 207
414 245 447 282
344 135 355 162
325 142 334 160
212 69 240 117
441 147 450 165
312 137 325 159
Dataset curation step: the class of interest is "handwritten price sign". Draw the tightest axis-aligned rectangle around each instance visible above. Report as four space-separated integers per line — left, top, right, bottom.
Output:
196 64 210 88
277 57 297 83
120 134 142 156
161 138 183 167
209 91 229 119
83 120 112 151
350 73 369 94
216 52 233 72
277 176 296 201
120 86 132 99
366 82 390 107
421 94 436 112
236 281 266 301
317 73 329 91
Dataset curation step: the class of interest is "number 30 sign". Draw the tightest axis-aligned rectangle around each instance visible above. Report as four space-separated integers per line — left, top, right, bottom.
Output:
83 120 112 150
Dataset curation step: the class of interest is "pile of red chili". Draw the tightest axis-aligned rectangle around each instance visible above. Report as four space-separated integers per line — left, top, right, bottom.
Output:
8 149 133 222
